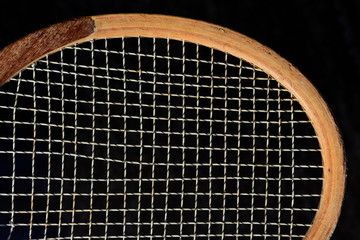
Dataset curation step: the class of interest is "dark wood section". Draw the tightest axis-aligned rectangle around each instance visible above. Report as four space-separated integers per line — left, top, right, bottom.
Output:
0 17 94 85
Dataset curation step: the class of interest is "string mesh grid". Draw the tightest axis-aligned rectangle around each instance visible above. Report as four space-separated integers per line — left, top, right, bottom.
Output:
0 37 323 239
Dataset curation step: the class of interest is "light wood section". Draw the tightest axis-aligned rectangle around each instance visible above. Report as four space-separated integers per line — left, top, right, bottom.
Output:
0 14 345 239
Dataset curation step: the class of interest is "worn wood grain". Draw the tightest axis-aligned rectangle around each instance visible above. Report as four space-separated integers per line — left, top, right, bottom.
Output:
0 17 94 85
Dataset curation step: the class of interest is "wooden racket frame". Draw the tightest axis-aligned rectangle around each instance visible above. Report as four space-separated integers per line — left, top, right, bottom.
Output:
0 14 345 239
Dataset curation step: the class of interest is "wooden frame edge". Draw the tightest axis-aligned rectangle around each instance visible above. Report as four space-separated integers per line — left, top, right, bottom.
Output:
0 14 345 239
0 16 95 85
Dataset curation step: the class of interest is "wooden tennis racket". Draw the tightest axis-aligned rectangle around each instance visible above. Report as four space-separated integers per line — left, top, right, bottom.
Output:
0 14 344 239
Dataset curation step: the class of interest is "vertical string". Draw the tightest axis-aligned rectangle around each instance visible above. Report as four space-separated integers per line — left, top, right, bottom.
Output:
44 56 51 239
150 37 156 239
104 38 110 240
179 40 186 237
193 42 200 240
236 58 243 238
70 45 78 239
277 82 282 239
264 74 271 238
136 35 144 240
121 37 128 237
29 63 37 239
89 39 95 237
57 49 65 238
250 66 256 240
10 77 21 239
163 38 171 238
8 73 21 240
290 96 295 236
207 48 214 237
221 52 228 240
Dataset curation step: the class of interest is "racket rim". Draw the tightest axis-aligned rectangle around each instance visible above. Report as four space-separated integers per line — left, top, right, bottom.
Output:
0 13 345 239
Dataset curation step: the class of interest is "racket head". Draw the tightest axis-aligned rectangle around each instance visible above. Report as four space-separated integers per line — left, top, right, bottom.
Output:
0 14 345 239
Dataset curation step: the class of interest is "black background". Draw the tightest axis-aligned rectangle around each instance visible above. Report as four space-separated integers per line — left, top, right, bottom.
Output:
0 0 359 239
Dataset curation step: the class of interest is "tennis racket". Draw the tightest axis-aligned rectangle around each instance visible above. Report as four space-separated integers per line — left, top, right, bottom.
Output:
0 14 344 239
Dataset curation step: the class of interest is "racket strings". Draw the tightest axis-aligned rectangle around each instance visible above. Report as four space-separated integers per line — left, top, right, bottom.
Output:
0 37 322 239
